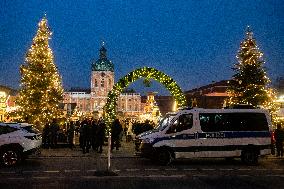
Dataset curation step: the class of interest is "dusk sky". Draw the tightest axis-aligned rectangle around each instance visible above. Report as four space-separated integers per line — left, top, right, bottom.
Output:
0 0 283 95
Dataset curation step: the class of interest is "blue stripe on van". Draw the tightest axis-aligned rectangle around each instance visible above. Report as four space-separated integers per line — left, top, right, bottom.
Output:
152 131 271 145
198 131 271 139
152 134 195 144
172 144 271 152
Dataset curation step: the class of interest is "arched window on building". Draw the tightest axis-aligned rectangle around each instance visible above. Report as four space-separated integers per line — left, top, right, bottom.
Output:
101 79 104 87
94 101 98 109
95 79 98 87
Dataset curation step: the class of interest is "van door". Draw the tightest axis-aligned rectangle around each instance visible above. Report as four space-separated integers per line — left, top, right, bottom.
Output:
197 112 234 158
163 113 198 159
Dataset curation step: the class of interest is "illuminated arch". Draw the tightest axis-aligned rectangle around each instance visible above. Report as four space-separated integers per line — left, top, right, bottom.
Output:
103 67 187 129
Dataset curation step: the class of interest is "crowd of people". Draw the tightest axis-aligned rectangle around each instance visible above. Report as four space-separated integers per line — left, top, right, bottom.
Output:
42 117 126 154
78 118 107 154
42 118 60 149
41 117 156 153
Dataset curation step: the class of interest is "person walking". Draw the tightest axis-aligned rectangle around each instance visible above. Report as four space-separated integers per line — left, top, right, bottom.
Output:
275 123 284 157
75 121 80 136
79 121 83 148
91 119 98 151
42 123 50 148
111 119 123 151
96 119 106 153
67 121 75 149
49 119 59 148
80 119 91 154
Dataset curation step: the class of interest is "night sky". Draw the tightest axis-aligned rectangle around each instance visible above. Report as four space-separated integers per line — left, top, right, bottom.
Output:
0 0 283 95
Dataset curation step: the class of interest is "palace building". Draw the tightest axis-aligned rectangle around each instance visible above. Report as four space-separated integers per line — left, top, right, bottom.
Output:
62 44 143 119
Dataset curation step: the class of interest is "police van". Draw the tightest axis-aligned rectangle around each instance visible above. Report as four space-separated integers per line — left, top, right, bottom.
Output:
138 107 272 165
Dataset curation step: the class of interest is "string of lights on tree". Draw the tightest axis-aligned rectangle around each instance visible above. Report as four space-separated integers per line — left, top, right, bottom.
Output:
16 15 63 128
226 26 278 121
103 67 187 130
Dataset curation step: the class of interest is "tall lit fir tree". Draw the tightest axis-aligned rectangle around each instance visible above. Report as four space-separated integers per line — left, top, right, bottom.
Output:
227 26 277 116
17 16 63 128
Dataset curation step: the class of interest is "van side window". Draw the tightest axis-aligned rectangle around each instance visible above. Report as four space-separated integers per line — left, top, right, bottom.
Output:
200 113 268 132
200 114 218 132
0 126 17 135
230 113 268 131
168 114 193 133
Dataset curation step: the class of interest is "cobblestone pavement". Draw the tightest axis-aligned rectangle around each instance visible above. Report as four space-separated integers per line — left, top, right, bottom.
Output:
34 136 137 158
3 136 284 189
34 137 280 160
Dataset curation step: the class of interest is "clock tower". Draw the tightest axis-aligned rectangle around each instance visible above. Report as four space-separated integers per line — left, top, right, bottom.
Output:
91 43 114 111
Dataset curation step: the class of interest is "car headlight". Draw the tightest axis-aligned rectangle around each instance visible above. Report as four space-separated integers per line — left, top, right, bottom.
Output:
24 135 36 140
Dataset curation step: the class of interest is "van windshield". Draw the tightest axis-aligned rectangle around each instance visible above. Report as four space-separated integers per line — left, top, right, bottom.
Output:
155 114 176 131
22 126 41 134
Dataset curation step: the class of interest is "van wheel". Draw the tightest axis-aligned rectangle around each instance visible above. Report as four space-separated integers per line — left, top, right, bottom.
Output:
0 148 22 166
241 150 258 165
157 149 172 165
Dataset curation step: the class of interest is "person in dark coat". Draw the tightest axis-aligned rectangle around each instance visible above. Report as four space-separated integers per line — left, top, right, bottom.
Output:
275 123 284 157
49 119 59 148
75 121 80 135
80 119 92 154
142 120 154 133
96 119 106 153
67 121 75 149
111 119 123 151
132 121 141 136
91 119 98 151
79 121 83 148
42 123 50 148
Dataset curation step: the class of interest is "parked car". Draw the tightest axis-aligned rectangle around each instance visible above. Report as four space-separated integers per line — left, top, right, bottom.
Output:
0 122 42 166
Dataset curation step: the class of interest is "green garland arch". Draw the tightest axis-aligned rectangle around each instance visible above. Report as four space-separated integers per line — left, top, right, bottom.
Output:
103 67 187 130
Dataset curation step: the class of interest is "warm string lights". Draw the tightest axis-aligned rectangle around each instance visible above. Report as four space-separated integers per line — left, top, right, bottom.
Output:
16 16 63 129
226 26 278 121
103 67 187 131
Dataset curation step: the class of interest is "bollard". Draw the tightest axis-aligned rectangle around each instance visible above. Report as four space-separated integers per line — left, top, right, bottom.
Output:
107 132 111 171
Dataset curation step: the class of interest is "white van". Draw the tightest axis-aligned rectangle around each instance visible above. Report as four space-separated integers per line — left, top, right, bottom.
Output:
138 108 272 165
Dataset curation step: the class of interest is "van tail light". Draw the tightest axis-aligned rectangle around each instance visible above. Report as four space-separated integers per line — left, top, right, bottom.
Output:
271 131 275 143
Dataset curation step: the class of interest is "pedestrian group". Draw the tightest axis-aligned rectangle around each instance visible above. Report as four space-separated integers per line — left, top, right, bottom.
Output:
42 117 155 154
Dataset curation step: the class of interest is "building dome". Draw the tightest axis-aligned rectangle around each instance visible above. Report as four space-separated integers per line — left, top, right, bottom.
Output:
92 45 114 72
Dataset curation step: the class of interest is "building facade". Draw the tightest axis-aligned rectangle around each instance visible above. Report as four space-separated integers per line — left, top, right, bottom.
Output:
0 85 18 121
139 92 161 123
62 45 143 119
184 80 230 109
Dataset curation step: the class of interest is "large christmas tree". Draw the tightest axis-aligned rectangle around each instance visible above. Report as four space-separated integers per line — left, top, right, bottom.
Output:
17 16 63 128
227 26 277 112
